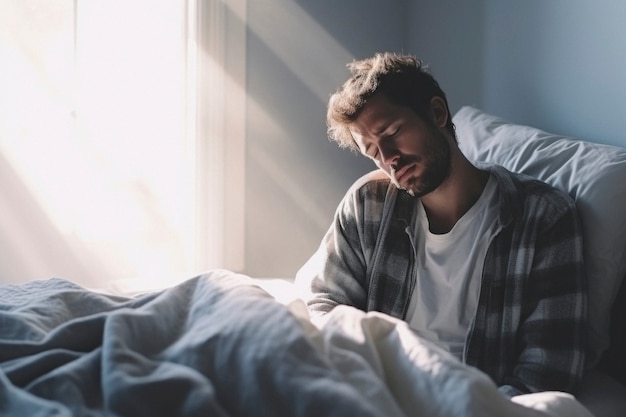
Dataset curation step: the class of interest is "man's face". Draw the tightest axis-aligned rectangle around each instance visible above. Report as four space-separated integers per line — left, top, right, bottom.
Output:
349 94 452 197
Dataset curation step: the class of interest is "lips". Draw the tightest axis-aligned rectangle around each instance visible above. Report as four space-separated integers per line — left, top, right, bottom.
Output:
392 163 415 185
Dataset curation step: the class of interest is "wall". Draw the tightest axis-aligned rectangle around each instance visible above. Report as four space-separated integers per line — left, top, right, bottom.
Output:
408 0 626 149
7 1 623 283
244 0 408 278
244 0 626 279
406 0 486 115
482 0 626 148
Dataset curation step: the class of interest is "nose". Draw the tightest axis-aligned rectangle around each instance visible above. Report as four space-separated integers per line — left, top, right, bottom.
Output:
378 142 400 167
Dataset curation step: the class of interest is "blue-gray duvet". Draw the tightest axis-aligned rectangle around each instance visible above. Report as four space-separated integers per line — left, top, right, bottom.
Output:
0 270 592 417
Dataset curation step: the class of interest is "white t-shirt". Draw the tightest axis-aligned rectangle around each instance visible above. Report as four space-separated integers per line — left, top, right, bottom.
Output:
406 174 500 360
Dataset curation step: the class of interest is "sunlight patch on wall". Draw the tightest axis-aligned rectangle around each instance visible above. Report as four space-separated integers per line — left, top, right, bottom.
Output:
241 0 354 241
237 0 352 104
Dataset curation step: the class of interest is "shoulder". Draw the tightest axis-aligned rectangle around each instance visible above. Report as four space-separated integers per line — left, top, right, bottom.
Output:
488 164 578 225
495 165 574 205
349 169 391 192
342 169 394 204
337 169 408 226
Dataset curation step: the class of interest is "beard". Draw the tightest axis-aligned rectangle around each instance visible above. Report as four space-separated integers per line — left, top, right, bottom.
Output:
399 129 452 198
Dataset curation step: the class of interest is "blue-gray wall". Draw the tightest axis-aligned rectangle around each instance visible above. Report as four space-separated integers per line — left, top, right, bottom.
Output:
244 0 626 278
407 1 486 115
244 0 407 277
409 0 626 148
482 0 626 147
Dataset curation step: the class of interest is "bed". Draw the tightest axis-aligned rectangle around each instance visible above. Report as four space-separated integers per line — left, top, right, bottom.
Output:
1 107 625 416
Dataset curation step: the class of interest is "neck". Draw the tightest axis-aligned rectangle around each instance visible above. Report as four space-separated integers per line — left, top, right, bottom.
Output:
420 153 489 234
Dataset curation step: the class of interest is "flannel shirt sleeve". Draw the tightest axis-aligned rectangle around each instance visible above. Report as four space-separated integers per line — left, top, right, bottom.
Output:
294 186 370 317
499 199 587 397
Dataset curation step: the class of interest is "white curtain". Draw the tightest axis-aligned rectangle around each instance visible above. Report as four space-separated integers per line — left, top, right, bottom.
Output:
0 0 246 292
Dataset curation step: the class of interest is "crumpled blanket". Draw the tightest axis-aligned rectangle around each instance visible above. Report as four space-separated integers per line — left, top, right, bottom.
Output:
0 270 593 417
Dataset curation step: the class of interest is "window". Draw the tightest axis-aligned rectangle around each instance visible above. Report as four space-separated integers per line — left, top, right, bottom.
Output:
0 0 245 292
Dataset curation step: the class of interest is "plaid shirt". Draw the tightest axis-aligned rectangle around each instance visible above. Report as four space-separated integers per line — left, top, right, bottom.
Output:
296 165 587 396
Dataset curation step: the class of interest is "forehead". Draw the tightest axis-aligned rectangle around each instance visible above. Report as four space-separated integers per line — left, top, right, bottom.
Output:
350 94 407 137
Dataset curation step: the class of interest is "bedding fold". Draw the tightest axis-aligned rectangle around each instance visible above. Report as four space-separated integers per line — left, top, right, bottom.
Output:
0 270 593 417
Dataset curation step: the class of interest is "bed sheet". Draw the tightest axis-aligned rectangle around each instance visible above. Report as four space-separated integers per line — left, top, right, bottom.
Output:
0 270 593 417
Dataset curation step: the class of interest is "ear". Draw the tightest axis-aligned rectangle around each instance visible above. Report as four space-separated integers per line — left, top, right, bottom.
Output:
430 96 449 128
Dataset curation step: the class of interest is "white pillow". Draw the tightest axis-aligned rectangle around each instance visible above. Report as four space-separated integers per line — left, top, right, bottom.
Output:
453 106 626 368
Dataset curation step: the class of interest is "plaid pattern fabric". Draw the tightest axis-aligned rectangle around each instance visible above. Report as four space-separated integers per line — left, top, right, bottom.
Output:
296 165 587 396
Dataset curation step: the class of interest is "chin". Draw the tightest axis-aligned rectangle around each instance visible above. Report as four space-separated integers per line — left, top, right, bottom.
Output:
404 181 435 198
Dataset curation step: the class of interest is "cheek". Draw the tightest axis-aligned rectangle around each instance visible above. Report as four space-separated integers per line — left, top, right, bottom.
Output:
398 132 426 154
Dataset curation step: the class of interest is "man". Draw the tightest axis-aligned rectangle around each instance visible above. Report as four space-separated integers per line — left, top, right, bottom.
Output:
295 52 587 397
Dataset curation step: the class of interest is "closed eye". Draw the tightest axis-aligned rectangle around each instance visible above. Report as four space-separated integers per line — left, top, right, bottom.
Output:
363 125 401 161
387 126 400 137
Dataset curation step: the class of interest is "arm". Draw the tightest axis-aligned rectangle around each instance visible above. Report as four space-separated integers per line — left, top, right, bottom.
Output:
295 187 370 317
500 200 587 397
295 198 367 317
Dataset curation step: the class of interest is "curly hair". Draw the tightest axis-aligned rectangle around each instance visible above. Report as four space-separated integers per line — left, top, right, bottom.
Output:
327 52 456 151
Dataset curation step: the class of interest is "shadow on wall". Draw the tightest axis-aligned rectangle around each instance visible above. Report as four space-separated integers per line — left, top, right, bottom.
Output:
243 0 406 278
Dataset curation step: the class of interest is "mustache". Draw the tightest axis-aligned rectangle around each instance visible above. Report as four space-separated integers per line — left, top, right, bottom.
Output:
389 156 418 173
